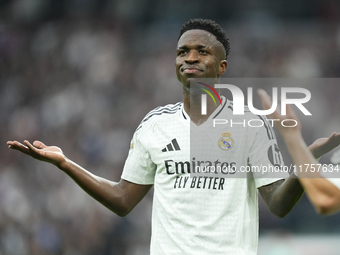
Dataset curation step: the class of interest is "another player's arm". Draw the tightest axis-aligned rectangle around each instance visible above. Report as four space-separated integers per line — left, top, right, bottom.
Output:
282 133 340 215
7 140 152 217
257 137 340 218
258 89 340 215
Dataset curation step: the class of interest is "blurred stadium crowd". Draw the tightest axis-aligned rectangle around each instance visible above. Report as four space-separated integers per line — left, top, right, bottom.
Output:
1 0 340 254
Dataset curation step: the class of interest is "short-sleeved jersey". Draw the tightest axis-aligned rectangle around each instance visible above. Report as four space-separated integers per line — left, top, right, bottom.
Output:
325 177 340 190
326 151 340 189
122 97 287 255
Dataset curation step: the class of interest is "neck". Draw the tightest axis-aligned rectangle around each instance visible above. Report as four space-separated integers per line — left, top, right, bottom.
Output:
183 86 220 126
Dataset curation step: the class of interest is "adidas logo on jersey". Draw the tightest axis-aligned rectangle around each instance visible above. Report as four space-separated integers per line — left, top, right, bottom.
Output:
162 139 181 152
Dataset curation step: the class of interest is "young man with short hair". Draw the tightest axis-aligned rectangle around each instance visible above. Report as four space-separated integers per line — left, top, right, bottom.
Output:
7 19 340 254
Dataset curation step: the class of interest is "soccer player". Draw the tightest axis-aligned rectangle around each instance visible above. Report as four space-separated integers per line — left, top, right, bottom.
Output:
6 19 340 254
259 89 340 215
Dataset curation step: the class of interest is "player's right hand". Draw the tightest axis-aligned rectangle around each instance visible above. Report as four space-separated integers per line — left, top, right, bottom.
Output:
7 140 66 168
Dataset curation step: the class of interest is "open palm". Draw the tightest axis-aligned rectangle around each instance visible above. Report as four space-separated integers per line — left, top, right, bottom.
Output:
7 140 65 167
308 133 340 159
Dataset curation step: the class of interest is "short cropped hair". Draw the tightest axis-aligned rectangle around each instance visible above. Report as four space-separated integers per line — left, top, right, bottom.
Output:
178 19 230 60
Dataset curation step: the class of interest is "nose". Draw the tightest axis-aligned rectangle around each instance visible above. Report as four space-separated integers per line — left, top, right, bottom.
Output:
185 50 199 64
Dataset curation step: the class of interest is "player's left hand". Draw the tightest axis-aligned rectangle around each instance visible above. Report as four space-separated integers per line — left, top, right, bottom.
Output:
308 133 340 159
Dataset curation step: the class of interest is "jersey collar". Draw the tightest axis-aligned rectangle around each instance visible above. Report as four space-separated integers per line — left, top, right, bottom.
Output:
181 96 229 124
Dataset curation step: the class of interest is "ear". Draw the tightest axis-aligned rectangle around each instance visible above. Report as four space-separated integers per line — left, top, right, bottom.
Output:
218 60 228 76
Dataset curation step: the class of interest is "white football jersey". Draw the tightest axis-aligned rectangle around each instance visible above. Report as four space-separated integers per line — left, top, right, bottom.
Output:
122 97 287 255
325 177 340 190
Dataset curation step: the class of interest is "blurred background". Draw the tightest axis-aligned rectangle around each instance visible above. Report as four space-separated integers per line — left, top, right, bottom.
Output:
0 0 340 254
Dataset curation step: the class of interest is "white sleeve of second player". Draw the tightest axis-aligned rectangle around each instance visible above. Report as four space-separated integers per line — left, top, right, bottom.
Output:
121 130 156 185
320 164 340 190
325 178 340 190
247 116 289 189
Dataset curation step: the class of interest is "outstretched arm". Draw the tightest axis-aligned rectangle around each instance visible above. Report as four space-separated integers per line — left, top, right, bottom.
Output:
7 140 152 217
257 89 340 215
259 133 340 217
308 133 340 159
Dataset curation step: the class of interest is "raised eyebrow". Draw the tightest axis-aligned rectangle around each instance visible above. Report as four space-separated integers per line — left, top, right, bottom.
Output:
196 45 208 50
177 46 189 51
177 45 208 50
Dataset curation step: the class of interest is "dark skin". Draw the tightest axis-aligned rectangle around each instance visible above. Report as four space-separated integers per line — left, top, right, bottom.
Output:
176 30 303 218
6 140 150 217
176 30 227 125
6 29 340 218
259 89 340 215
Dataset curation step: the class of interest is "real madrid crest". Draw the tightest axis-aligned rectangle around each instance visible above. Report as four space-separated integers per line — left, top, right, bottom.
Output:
218 132 234 151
